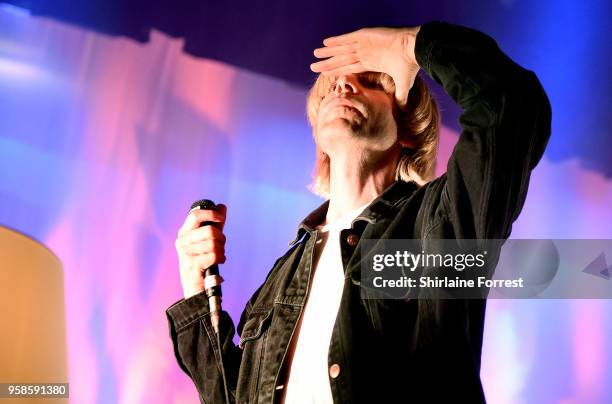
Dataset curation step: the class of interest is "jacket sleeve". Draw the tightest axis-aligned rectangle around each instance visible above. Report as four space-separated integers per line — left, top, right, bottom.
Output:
414 21 552 240
166 244 294 403
166 291 255 403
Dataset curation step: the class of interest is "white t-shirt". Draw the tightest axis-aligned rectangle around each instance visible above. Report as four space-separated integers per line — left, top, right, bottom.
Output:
281 202 370 404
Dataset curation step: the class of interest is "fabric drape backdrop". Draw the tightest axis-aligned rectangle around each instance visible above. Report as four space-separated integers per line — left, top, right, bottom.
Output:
1 7 611 404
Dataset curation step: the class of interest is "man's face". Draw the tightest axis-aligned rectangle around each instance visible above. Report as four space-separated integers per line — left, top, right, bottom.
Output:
315 72 399 155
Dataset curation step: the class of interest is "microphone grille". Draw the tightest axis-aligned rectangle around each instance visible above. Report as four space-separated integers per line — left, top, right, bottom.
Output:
190 199 217 212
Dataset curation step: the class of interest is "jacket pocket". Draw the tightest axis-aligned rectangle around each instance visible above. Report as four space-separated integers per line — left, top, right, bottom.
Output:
238 307 273 348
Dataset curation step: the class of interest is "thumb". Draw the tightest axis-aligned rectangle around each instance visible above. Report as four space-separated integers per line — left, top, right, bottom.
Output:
395 84 410 108
395 72 418 108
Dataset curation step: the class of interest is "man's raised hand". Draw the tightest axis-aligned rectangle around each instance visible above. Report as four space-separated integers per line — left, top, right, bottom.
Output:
310 26 421 107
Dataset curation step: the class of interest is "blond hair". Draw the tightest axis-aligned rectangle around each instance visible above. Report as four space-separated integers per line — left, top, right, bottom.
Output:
305 72 440 198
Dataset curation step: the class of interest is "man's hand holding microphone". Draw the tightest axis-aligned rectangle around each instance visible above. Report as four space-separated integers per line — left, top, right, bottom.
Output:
174 200 231 403
175 201 228 305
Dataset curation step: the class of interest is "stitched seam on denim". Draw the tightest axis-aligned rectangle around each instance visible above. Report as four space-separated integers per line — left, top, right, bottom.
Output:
273 301 303 307
479 103 498 239
446 52 501 239
175 312 211 333
442 64 499 238
252 331 268 402
422 219 446 240
201 317 224 403
239 312 272 343
421 178 451 238
503 78 541 235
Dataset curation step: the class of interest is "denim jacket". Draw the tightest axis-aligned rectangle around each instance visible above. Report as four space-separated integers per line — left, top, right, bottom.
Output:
166 21 552 404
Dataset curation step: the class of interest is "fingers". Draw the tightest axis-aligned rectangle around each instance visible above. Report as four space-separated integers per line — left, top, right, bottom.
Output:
216 204 228 231
311 62 365 76
178 206 227 236
313 44 356 58
311 54 361 73
191 252 227 271
322 29 364 47
176 204 228 299
179 224 226 246
182 238 225 258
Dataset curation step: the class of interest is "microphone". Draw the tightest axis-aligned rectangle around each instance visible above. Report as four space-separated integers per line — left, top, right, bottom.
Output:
189 199 231 403
189 199 224 334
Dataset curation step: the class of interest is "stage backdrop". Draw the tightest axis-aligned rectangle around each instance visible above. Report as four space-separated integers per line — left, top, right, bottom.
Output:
1 5 611 404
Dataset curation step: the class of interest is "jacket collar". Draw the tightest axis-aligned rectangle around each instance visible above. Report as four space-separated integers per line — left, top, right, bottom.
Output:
288 180 418 246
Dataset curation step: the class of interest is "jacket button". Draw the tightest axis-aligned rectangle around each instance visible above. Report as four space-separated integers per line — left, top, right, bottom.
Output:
346 233 359 247
329 363 341 379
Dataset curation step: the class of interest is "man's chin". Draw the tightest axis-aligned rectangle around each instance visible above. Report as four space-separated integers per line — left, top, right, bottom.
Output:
321 117 366 134
319 129 363 142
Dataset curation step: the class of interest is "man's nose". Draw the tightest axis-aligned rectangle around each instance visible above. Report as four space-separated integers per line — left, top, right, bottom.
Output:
333 75 357 95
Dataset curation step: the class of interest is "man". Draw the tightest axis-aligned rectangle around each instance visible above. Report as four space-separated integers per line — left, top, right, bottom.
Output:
167 21 552 403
